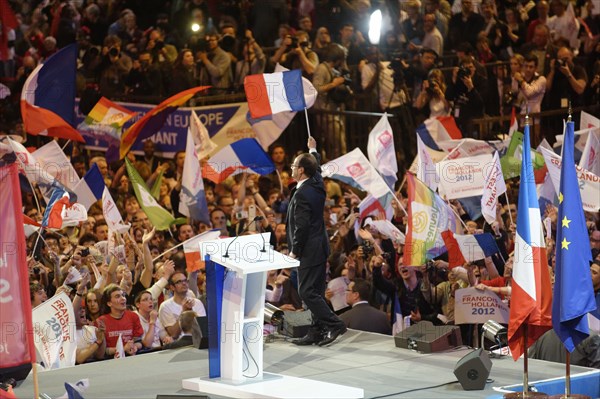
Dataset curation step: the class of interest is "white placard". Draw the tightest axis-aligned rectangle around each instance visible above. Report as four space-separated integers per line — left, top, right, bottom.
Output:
327 277 349 312
436 153 494 199
454 287 509 325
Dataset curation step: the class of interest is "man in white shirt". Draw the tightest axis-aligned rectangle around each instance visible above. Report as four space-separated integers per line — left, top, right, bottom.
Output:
158 271 206 339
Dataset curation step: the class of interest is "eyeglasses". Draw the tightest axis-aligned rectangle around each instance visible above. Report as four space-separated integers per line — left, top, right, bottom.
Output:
291 164 300 169
172 279 188 285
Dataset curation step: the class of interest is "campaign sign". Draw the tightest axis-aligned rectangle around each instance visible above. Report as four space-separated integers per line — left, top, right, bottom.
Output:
436 153 494 200
454 287 509 325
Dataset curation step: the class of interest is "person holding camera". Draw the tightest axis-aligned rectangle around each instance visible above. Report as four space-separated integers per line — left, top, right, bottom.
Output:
270 31 318 78
515 54 546 126
234 30 266 91
197 33 233 91
415 69 449 117
126 51 163 97
96 35 132 99
446 56 485 138
313 43 348 160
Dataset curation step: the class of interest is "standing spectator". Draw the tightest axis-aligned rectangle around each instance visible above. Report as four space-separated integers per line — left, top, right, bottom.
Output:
96 35 132 99
526 1 550 42
313 27 332 60
126 51 163 97
312 44 348 160
168 49 199 96
403 0 425 54
520 24 557 76
250 0 289 47
270 31 318 79
234 30 266 91
416 13 444 57
415 68 450 117
547 0 580 52
134 290 170 349
298 15 315 43
338 23 364 67
198 33 233 91
95 284 144 357
447 0 485 50
423 0 449 40
80 4 107 46
515 53 546 141
340 278 392 335
446 56 485 138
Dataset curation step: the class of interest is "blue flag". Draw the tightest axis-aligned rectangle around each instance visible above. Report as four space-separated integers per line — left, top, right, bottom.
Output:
552 119 597 352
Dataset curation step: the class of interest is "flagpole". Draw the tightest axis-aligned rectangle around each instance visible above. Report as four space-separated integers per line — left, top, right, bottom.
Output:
61 139 71 152
304 108 311 138
566 351 571 398
445 199 469 231
152 240 185 262
504 192 514 227
32 362 39 399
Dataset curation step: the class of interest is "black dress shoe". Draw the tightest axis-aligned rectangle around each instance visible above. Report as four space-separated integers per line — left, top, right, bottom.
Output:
318 325 347 346
292 332 323 346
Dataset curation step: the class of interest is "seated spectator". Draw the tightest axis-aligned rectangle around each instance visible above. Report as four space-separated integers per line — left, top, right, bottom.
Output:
95 284 144 357
134 290 171 349
163 311 199 349
158 271 206 339
340 278 391 335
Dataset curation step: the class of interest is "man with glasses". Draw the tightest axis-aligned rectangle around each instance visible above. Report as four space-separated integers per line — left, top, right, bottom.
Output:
159 272 206 339
286 137 347 346
198 33 233 90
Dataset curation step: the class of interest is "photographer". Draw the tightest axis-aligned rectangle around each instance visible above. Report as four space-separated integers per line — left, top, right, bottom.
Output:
515 54 546 115
234 30 266 91
198 33 233 90
126 51 163 97
270 31 318 78
96 35 132 99
313 43 348 159
446 56 485 138
415 69 449 117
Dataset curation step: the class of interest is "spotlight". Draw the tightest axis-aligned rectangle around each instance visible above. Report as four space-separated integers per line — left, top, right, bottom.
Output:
481 320 508 354
368 10 382 45
191 23 201 32
263 303 284 326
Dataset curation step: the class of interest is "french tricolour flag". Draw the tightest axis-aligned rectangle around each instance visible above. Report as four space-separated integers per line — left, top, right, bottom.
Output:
441 231 500 268
74 164 105 210
244 69 307 119
416 116 462 151
41 186 71 229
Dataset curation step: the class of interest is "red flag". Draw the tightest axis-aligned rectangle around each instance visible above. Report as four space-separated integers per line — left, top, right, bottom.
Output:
119 86 210 158
0 164 36 369
0 0 18 61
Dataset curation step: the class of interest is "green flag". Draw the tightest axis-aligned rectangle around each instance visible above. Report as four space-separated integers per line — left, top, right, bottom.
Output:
150 169 164 200
125 159 183 230
500 131 545 180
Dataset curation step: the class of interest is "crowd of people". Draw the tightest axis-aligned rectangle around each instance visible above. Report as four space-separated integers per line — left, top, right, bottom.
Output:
1 0 599 369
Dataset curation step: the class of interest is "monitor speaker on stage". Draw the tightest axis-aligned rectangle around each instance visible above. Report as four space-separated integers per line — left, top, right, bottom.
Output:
453 348 492 390
394 321 462 353
278 310 312 338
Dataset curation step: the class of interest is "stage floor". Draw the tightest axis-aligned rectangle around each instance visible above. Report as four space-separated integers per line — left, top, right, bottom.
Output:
14 329 599 398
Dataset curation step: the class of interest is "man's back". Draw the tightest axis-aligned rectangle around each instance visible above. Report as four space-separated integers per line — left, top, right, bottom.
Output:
340 303 392 335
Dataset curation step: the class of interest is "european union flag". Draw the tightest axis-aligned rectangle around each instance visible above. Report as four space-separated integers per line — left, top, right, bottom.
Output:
552 119 597 352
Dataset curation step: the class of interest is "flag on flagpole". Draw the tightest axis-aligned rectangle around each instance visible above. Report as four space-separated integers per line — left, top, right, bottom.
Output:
182 229 222 272
507 122 553 361
180 127 210 224
32 140 81 190
41 186 71 229
579 128 600 177
189 110 217 160
552 119 597 352
441 231 500 268
244 69 309 119
367 113 397 190
481 151 507 224
403 173 460 266
414 134 439 191
20 44 84 142
120 86 209 159
0 163 36 370
102 186 130 233
508 107 518 137
322 148 395 213
74 164 105 210
202 138 275 184
78 97 136 163
416 116 462 150
126 159 182 230
357 193 393 221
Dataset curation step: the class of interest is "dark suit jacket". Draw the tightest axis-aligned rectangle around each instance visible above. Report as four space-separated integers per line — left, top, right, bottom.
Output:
285 152 330 269
162 334 193 350
340 303 392 335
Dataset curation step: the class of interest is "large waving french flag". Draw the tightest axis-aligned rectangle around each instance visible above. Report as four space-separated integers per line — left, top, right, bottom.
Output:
507 122 553 361
202 138 275 184
244 69 307 119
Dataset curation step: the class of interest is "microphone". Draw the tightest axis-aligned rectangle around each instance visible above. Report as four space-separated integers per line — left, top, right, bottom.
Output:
223 216 264 259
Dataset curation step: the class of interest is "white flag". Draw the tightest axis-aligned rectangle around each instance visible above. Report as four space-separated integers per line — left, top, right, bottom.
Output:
579 128 600 177
481 152 507 224
32 140 80 191
415 135 439 191
61 202 88 227
180 127 209 224
102 187 130 233
367 113 397 189
114 334 126 359
189 111 217 160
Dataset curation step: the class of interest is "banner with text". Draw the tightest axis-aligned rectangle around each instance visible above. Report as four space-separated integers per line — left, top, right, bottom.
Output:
436 153 494 200
76 100 255 158
32 292 77 370
455 287 510 325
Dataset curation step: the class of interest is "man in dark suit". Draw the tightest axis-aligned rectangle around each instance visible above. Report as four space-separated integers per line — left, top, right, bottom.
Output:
286 137 346 346
341 279 392 335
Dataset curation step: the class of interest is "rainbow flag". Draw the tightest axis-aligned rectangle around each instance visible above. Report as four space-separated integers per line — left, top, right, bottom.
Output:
119 86 209 159
403 173 460 266
78 97 136 162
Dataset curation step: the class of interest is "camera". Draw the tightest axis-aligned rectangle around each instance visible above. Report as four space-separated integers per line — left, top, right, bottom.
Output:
361 241 374 260
329 68 353 104
108 47 120 57
235 210 248 220
426 78 438 95
154 41 165 51
33 267 40 275
503 90 517 106
388 51 407 87
290 37 298 47
457 65 470 80
556 58 566 68
81 248 90 257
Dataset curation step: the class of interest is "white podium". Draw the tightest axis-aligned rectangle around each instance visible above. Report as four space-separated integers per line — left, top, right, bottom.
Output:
181 233 364 398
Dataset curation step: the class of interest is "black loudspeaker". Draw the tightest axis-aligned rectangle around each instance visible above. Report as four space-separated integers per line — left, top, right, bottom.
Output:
0 363 32 388
453 348 492 390
394 321 462 353
278 310 312 338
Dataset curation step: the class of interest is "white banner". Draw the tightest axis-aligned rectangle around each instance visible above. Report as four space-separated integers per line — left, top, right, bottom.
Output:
438 138 495 161
102 186 130 233
32 292 77 370
436 153 494 199
540 147 600 212
454 287 509 325
32 140 81 190
481 152 507 224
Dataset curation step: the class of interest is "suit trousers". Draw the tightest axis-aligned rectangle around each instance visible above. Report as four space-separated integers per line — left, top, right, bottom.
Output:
297 263 343 331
